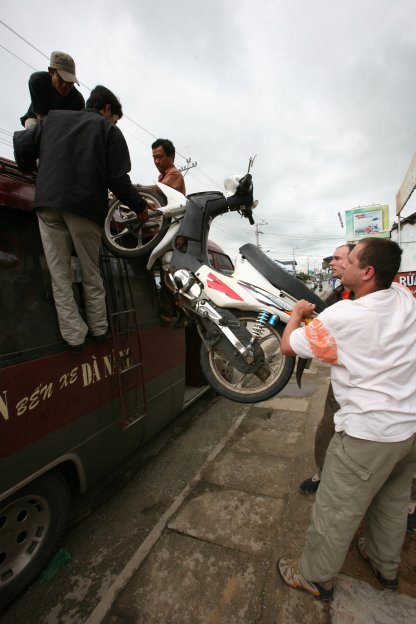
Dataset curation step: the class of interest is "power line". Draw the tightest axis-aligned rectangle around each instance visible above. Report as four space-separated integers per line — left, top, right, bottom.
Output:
123 115 158 141
0 19 49 60
267 215 341 224
213 220 343 241
0 43 37 71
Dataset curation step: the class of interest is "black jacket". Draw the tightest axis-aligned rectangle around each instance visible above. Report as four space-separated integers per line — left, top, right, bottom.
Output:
13 108 147 225
325 284 354 306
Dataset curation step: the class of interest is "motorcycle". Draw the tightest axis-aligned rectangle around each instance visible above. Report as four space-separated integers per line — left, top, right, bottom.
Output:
102 169 326 404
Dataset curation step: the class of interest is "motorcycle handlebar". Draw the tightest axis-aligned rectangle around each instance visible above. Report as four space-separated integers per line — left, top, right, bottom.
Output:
226 173 254 214
242 207 255 225
238 173 252 191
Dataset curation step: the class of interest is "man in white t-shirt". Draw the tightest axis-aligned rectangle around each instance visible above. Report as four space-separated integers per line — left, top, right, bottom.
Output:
277 237 416 601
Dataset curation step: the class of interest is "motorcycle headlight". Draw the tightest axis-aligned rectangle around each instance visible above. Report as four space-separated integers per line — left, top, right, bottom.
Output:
172 269 202 299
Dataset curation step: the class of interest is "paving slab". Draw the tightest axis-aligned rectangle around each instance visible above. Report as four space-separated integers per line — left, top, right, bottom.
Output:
109 532 268 624
168 485 284 557
331 574 416 623
257 396 310 411
230 427 304 458
239 406 308 433
205 449 294 498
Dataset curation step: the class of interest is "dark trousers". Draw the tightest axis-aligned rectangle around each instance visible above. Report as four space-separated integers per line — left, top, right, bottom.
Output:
314 383 337 472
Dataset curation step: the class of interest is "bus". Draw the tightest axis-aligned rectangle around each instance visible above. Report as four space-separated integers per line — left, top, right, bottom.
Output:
0 156 232 609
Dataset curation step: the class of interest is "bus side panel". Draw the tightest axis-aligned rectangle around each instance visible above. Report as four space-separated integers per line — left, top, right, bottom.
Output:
0 328 185 460
0 362 185 497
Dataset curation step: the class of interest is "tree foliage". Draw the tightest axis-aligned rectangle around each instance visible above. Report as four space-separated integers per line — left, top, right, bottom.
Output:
296 272 310 283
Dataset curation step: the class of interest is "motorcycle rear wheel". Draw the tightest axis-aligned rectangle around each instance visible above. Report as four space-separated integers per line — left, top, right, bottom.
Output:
200 313 295 404
102 186 169 257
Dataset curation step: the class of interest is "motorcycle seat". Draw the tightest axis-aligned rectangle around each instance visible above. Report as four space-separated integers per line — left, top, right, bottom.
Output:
239 243 327 313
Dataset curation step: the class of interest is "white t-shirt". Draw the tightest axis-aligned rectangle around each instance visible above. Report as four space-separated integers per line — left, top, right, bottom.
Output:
290 284 416 442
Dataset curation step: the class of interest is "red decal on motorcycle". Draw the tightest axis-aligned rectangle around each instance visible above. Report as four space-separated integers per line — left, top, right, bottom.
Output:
206 273 244 300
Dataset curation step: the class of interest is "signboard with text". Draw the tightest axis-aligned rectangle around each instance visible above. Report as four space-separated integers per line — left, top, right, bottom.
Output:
393 271 416 297
345 205 390 243
396 152 416 215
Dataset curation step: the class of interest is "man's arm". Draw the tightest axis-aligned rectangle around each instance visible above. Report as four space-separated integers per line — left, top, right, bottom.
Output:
107 127 148 217
28 72 51 117
13 124 42 174
20 105 36 128
281 300 316 356
110 173 149 219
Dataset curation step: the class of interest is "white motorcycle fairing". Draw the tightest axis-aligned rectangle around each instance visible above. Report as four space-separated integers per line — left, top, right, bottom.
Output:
194 255 296 323
146 182 187 271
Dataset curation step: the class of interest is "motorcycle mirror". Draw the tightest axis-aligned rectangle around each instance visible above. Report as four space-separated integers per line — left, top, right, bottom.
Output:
247 155 257 173
223 175 241 197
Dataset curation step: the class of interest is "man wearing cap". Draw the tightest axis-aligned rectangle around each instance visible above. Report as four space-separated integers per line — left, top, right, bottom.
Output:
20 51 85 129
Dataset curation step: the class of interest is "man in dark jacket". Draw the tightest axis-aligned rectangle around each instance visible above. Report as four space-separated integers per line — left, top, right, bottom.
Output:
20 51 85 128
14 85 148 351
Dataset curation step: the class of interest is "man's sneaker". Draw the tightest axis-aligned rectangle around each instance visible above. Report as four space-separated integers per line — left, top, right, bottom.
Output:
299 473 320 495
93 331 110 343
357 538 398 590
65 342 84 353
407 509 416 534
278 558 334 601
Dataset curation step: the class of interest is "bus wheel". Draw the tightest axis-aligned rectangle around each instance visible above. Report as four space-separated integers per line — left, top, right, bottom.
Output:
102 186 170 257
0 470 70 610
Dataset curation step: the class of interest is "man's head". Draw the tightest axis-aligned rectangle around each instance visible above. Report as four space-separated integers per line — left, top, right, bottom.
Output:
329 244 355 279
86 86 123 124
48 51 79 97
152 139 176 174
342 237 402 294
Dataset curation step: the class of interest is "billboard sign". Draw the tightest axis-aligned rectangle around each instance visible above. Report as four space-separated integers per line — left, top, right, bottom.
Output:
345 205 390 243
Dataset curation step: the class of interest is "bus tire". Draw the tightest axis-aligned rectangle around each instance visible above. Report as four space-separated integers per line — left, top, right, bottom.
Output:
102 186 170 258
0 470 70 611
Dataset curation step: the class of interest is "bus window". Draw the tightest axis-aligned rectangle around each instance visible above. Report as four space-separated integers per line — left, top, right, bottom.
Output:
215 252 234 275
207 247 234 276
0 208 61 364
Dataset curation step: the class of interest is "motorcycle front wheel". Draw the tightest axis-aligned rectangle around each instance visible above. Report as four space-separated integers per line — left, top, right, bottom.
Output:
102 186 170 257
200 313 295 404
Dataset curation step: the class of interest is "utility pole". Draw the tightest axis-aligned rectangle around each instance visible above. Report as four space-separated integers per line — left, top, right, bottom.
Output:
179 157 197 175
255 219 268 247
292 247 299 274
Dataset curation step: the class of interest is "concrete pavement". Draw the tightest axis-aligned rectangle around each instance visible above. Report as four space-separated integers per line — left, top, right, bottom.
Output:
93 362 416 623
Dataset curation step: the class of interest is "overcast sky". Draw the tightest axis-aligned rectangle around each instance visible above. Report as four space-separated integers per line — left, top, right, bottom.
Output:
2 0 416 271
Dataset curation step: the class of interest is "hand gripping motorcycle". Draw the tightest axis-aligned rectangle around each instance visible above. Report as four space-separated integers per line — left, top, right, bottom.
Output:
103 172 326 403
